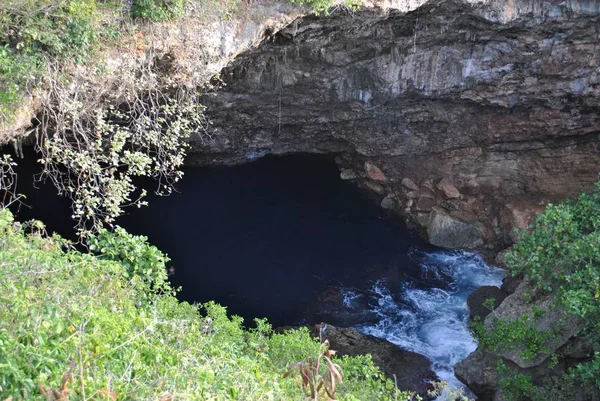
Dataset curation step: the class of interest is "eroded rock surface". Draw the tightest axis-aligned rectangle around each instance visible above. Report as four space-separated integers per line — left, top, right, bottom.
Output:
192 0 600 249
319 324 438 397
456 280 589 400
467 285 507 320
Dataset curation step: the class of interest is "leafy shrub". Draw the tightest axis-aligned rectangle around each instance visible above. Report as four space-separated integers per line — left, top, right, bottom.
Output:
497 360 536 401
131 0 185 22
470 314 551 361
88 226 171 294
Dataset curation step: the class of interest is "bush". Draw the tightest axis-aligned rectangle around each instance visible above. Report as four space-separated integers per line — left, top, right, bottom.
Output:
88 226 171 294
131 0 185 22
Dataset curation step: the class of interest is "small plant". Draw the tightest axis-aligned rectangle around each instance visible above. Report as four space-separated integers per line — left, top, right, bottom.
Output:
131 0 185 22
474 181 600 398
344 0 362 10
0 212 406 400
483 297 497 312
471 313 552 361
285 340 343 400
287 0 335 14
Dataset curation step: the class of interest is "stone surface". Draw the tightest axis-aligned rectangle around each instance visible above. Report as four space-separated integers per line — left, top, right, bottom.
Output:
307 287 378 327
416 191 437 212
406 190 418 199
320 324 438 398
486 281 584 369
455 351 502 401
500 274 523 295
364 180 387 195
340 169 358 180
380 195 395 209
192 0 600 249
505 202 546 242
437 177 461 199
365 161 387 182
426 207 484 249
467 286 507 321
402 177 420 191
494 247 511 267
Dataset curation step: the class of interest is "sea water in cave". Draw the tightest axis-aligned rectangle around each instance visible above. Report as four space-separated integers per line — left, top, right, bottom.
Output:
9 151 503 392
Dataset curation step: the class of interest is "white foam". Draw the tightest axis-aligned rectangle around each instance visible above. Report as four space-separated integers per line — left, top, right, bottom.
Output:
353 250 504 400
342 289 362 308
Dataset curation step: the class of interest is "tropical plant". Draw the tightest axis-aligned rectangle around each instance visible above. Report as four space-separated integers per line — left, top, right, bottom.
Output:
285 340 343 400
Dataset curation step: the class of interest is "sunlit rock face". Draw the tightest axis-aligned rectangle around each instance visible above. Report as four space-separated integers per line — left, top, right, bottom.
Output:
191 0 600 250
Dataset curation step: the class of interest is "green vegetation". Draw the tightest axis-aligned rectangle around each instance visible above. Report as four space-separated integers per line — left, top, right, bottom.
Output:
287 0 335 11
471 314 551 361
0 209 414 400
131 0 185 22
472 182 600 400
0 0 108 118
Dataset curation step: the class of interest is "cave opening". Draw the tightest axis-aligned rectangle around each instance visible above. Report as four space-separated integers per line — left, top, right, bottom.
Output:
7 149 503 389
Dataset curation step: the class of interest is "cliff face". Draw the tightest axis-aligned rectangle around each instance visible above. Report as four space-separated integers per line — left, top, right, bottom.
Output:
192 0 600 250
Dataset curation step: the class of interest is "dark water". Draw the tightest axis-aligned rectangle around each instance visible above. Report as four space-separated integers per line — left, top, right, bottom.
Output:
6 149 504 392
8 151 433 325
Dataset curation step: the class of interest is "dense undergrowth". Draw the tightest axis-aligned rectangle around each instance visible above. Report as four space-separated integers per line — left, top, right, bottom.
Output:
0 209 412 400
472 182 600 400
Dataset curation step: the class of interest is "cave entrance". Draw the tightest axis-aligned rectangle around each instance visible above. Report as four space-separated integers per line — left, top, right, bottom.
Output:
117 153 434 327
8 150 503 391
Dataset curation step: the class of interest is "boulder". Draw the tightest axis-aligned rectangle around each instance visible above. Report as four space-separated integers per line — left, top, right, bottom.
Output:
306 287 377 327
401 177 420 192
365 180 387 195
485 281 584 369
320 324 438 397
467 286 507 321
406 190 419 199
500 274 523 295
455 351 502 401
364 161 387 182
494 247 512 267
340 169 358 180
415 188 437 212
505 202 545 243
437 177 461 199
426 208 484 249
416 195 437 212
380 195 395 209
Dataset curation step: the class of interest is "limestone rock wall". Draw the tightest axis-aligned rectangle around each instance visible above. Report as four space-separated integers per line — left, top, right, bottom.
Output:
192 0 600 250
